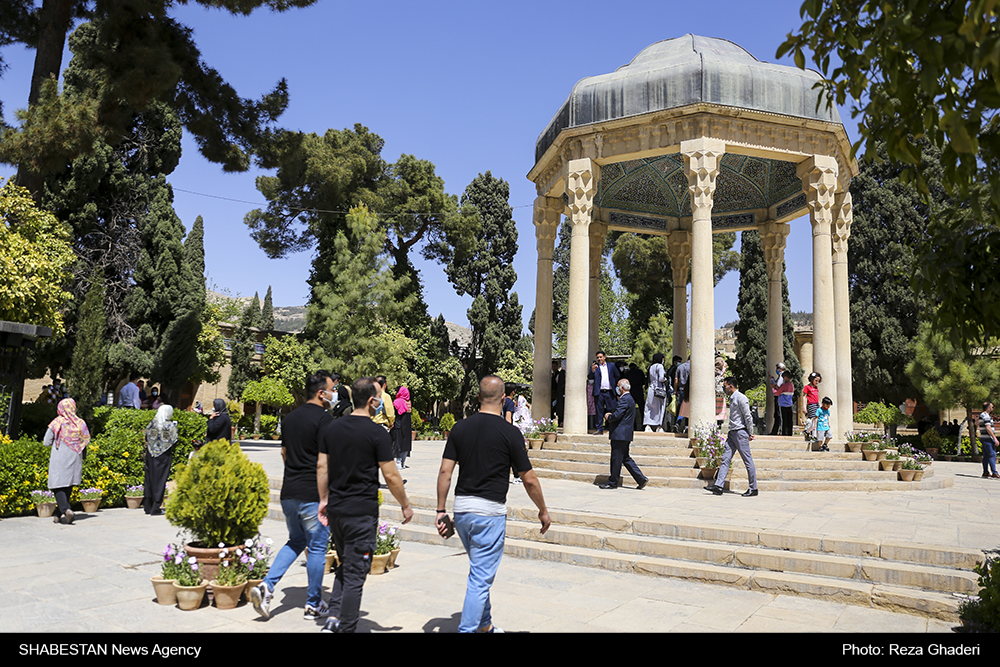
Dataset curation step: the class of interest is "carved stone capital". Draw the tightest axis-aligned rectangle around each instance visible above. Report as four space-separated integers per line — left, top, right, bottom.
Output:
760 220 790 282
797 155 839 232
534 196 561 259
681 139 725 216
666 229 692 285
833 191 852 262
567 158 601 229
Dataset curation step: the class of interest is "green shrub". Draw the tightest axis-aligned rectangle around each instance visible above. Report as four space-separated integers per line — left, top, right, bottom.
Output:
259 414 278 436
921 428 943 451
166 439 269 547
960 555 1000 632
1 406 208 517
17 403 57 441
439 413 456 432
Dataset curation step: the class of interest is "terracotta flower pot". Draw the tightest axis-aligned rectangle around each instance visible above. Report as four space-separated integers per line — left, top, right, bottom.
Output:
210 581 245 609
388 548 400 568
325 551 339 575
700 467 719 480
184 543 240 583
81 498 101 512
544 433 557 443
879 459 895 471
913 470 925 481
125 496 143 509
845 442 862 453
898 469 917 482
370 553 390 575
151 576 177 605
527 438 543 449
172 582 207 610
35 502 56 518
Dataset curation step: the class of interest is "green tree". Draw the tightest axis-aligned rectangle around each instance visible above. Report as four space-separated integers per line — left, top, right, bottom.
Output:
779 0 1000 345
732 230 768 390
906 320 1000 454
304 204 416 380
0 179 74 332
598 260 634 356
227 294 262 402
260 286 274 332
849 139 940 404
444 172 522 403
261 333 313 402
1 2 316 196
67 267 105 420
630 313 673 371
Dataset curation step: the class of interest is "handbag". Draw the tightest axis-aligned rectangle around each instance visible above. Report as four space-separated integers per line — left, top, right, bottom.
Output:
653 386 667 398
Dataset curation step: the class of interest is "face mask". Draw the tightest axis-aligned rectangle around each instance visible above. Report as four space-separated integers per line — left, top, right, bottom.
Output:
374 396 383 412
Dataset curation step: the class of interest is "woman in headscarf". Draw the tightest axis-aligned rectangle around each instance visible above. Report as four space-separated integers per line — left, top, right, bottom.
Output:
644 353 667 432
392 386 412 469
143 404 179 516
44 398 90 525
205 398 232 443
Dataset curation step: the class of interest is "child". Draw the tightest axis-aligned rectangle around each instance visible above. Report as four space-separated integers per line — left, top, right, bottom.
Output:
815 397 833 452
803 372 822 440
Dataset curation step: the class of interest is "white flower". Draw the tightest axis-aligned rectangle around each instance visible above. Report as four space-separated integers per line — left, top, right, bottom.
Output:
218 542 225 548
245 538 254 547
188 556 197 565
265 538 273 545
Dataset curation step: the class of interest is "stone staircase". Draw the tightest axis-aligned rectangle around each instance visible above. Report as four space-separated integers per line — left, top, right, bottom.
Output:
376 494 979 623
528 433 953 492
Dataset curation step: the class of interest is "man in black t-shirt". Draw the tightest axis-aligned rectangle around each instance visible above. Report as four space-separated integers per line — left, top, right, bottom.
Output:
317 377 413 633
435 375 551 633
251 370 335 623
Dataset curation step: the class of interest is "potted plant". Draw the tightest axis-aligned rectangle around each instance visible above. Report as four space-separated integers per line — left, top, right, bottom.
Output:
31 490 56 518
524 421 544 449
171 555 207 610
125 484 144 509
881 451 901 471
243 535 274 599
371 521 395 574
844 430 878 453
921 429 943 460
861 441 885 462
152 543 185 605
79 487 103 512
439 413 456 438
692 423 725 478
211 547 249 609
899 458 922 482
166 439 269 581
538 417 559 443
913 450 933 467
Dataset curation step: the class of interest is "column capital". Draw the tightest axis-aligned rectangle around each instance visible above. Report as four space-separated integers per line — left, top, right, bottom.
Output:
533 196 561 260
666 229 692 285
833 191 853 263
760 220 790 283
567 158 601 229
681 138 725 215
798 155 839 232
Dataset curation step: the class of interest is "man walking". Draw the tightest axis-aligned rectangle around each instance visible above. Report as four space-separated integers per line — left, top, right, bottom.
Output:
705 376 759 497
435 375 551 633
599 378 649 490
118 373 141 408
250 370 335 622
318 377 413 633
588 351 620 435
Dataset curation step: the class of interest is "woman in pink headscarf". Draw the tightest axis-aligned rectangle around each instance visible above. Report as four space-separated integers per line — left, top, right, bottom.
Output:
392 386 412 469
44 398 91 525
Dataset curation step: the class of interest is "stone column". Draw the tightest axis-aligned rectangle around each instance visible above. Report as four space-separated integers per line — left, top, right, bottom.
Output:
795 331 814 424
682 138 725 432
798 155 840 439
531 196 561 422
833 191 853 439
588 219 608 361
666 229 691 361
761 220 790 435
564 158 600 436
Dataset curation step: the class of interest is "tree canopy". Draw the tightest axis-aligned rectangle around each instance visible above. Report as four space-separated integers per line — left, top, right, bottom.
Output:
779 0 1000 345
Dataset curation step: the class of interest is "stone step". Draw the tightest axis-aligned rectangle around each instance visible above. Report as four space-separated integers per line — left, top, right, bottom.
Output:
530 448 910 470
375 504 973 621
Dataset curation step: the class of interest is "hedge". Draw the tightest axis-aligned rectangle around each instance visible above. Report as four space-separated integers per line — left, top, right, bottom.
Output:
0 406 208 517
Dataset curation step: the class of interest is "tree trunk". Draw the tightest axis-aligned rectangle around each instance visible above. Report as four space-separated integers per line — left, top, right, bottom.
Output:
968 406 980 456
16 0 77 199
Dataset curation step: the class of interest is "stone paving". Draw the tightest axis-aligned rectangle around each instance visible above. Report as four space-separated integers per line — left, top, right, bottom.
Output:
3 439 998 634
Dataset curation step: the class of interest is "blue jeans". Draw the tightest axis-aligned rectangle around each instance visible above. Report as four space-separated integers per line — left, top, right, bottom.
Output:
264 498 330 608
981 438 998 476
454 512 506 633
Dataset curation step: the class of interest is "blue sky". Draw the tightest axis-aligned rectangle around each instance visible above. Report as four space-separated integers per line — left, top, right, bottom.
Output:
0 0 857 332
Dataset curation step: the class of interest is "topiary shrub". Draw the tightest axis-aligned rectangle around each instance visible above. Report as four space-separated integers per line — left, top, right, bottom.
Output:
439 413 456 433
166 439 269 547
921 428 943 451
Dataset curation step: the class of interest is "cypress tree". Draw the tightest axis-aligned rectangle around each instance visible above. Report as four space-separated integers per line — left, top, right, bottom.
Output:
261 286 274 332
68 268 106 421
732 230 768 389
228 294 262 402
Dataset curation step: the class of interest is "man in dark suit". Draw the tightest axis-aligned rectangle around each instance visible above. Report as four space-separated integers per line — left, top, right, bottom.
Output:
599 378 649 490
588 351 620 435
625 363 647 431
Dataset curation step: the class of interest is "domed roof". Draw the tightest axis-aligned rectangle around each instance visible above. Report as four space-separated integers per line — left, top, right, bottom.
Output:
535 34 842 163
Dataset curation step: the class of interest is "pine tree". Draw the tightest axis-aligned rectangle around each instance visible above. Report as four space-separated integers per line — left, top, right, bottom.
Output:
732 230 768 389
261 286 274 332
67 267 106 420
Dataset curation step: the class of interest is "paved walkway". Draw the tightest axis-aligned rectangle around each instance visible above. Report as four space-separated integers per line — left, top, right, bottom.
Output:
3 439 997 635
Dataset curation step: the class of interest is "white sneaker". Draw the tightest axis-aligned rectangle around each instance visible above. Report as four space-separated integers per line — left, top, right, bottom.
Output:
512 478 523 485
250 582 273 620
644 426 652 432
304 599 329 620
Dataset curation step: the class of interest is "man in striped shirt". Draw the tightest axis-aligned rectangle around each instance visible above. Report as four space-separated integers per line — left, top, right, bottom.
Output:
705 376 759 497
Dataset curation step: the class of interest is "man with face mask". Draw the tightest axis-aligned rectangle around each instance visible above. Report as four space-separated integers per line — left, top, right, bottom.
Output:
598 378 649 490
251 370 335 623
317 376 413 633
